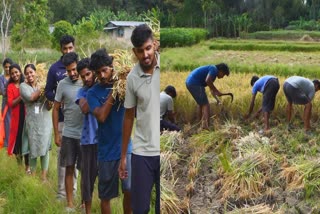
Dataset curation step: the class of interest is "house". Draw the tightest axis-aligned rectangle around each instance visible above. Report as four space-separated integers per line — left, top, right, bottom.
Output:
104 21 145 40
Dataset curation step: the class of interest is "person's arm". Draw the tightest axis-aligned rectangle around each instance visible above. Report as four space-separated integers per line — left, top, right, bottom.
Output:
20 84 41 102
78 98 89 114
92 91 115 123
245 93 257 119
52 101 61 147
206 74 223 104
119 107 135 179
167 110 176 123
7 84 22 108
44 68 56 101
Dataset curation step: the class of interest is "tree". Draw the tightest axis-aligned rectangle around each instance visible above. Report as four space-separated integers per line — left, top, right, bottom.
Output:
10 0 51 49
0 0 11 59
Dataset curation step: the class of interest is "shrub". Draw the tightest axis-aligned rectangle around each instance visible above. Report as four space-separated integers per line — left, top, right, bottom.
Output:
51 20 74 51
161 28 208 47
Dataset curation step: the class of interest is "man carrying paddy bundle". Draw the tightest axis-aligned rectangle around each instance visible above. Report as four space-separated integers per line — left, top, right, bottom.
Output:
245 75 280 134
160 85 180 132
87 48 132 214
283 76 320 133
185 63 230 130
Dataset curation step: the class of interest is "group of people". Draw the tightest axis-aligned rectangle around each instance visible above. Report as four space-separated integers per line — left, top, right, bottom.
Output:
183 63 320 134
0 24 160 214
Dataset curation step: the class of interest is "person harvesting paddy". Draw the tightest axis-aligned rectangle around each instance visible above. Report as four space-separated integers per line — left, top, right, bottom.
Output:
283 76 320 133
185 63 231 130
245 75 280 134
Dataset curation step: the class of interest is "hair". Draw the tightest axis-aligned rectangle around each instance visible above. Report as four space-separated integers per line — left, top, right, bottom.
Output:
89 48 113 71
2 58 13 67
24 64 36 74
313 79 320 86
77 57 91 72
8 63 24 84
62 52 78 67
251 75 259 86
59 35 75 48
216 63 230 76
131 24 153 48
165 85 177 98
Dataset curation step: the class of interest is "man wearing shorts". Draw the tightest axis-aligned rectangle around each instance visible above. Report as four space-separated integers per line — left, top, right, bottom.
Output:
87 48 132 214
283 76 320 132
45 35 78 200
185 63 230 130
53 52 83 211
246 75 280 133
75 57 98 214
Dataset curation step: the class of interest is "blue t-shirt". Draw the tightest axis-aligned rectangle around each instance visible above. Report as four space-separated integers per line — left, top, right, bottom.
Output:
252 75 276 94
87 83 132 161
76 87 98 146
185 65 218 86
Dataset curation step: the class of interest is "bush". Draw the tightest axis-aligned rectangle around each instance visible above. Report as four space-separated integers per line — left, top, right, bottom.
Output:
51 20 74 51
161 28 208 47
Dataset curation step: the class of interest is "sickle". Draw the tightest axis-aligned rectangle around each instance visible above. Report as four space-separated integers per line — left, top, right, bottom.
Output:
220 93 234 103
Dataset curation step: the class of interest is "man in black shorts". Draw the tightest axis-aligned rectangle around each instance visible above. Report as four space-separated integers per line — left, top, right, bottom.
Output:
245 75 280 133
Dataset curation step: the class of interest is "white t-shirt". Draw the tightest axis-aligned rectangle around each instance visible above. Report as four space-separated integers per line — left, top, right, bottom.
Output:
160 91 173 120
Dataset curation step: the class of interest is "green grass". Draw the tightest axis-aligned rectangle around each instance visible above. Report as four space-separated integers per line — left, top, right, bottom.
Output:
242 30 320 40
0 146 140 213
161 39 320 78
209 42 320 52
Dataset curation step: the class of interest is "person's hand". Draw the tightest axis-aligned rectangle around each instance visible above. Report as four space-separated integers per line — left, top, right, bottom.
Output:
118 156 128 180
54 133 61 147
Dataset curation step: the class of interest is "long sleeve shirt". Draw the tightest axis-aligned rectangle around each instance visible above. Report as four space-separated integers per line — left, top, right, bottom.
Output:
44 57 67 122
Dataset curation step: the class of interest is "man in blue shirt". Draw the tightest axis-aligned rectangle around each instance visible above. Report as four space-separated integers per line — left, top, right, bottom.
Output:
245 75 280 133
75 58 98 214
87 48 132 214
44 35 78 200
185 64 230 130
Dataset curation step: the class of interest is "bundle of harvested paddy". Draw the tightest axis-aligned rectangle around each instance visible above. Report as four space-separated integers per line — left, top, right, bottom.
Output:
144 14 160 41
110 49 135 103
215 151 275 201
160 130 184 152
279 160 320 197
161 178 188 214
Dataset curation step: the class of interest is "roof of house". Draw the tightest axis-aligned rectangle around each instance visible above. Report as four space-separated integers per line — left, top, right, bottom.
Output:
104 21 145 30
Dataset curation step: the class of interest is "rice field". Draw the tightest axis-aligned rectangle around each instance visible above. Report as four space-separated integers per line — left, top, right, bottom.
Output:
160 39 320 213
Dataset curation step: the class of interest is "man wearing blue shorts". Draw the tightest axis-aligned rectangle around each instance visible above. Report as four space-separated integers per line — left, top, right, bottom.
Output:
246 75 280 133
119 24 160 214
87 48 132 214
186 64 230 130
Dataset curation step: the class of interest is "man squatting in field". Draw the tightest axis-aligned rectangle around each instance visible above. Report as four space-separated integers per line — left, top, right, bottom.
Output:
283 76 320 133
185 63 230 130
75 58 98 214
119 24 160 214
52 52 83 211
87 48 132 214
245 75 280 134
160 85 181 132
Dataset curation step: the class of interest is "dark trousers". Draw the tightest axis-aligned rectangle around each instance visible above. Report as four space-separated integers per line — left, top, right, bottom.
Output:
160 119 181 132
131 154 160 214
